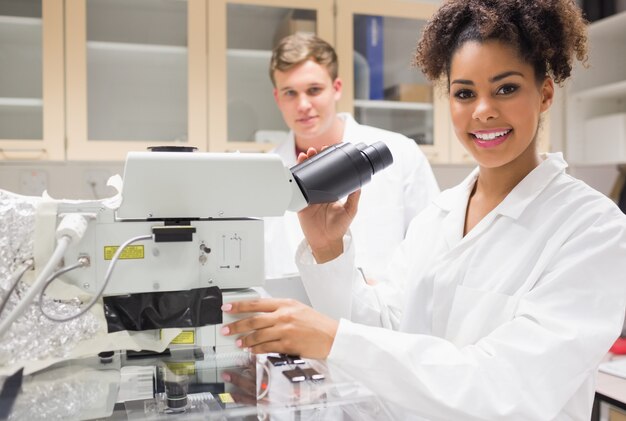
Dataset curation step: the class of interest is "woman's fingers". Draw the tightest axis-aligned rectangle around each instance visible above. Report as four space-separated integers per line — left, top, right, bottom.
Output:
222 299 302 353
221 298 337 358
344 189 361 217
222 298 299 335
249 340 291 355
223 297 286 314
240 322 287 348
221 313 272 336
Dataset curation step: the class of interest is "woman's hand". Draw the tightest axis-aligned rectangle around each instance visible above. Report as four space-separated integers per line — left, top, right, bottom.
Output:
221 298 338 359
296 147 361 263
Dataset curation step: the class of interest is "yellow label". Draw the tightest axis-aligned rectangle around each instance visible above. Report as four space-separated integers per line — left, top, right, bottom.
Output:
104 245 144 260
165 362 196 376
219 393 234 404
169 330 195 345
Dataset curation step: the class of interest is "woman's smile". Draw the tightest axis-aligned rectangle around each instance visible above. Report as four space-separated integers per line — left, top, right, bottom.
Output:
470 128 513 148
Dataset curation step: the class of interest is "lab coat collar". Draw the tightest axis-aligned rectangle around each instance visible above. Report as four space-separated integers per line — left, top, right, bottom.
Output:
497 152 568 219
433 152 568 220
432 169 478 212
273 132 297 167
338 112 358 141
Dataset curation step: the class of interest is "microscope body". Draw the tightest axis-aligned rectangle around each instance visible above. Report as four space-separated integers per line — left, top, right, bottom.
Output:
57 143 392 351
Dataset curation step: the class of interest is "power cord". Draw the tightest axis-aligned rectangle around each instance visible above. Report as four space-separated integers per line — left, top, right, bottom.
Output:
37 255 91 319
0 235 72 338
0 259 34 319
0 212 97 337
39 234 152 323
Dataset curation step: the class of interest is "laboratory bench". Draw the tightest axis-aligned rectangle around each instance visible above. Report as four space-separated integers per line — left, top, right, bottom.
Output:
4 348 626 420
0 347 387 420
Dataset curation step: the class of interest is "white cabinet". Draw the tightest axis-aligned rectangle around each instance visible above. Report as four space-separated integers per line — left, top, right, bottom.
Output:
207 0 334 152
0 0 492 163
211 0 458 160
335 0 456 163
566 11 626 165
0 0 64 160
65 0 208 160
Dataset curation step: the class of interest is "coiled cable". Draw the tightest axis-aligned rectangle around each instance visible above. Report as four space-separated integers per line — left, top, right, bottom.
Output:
0 235 72 338
39 234 152 323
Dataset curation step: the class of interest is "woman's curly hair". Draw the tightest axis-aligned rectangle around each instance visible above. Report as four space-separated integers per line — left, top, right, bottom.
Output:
414 0 588 85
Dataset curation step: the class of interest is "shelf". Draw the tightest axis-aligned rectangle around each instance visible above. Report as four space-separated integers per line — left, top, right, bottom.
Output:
0 15 42 47
589 11 626 43
0 98 43 107
87 41 186 54
0 15 41 26
354 99 433 111
227 49 271 59
565 10 626 165
571 80 626 100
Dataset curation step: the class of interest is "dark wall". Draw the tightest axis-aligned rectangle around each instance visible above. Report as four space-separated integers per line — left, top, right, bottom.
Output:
581 0 616 22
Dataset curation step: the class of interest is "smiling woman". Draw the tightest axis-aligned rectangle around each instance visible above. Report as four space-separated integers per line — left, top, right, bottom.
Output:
223 2 626 420
443 39 556 234
448 41 552 171
413 0 586 235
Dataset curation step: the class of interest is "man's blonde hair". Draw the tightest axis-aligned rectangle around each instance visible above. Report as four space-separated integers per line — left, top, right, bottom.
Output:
269 33 338 86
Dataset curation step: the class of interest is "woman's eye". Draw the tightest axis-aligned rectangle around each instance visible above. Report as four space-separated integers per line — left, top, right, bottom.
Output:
497 84 519 95
454 89 474 100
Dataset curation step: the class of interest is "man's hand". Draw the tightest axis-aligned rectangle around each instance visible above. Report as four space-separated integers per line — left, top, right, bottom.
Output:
221 298 338 359
296 147 361 263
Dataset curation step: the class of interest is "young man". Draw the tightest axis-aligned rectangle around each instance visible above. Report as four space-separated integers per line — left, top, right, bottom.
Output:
264 33 439 282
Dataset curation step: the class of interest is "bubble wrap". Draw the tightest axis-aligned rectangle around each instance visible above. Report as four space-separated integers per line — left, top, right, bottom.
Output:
7 373 108 421
0 190 39 287
0 190 100 367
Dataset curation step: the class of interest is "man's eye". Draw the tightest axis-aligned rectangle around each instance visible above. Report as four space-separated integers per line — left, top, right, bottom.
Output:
497 84 519 95
308 87 322 95
454 89 474 100
284 90 296 97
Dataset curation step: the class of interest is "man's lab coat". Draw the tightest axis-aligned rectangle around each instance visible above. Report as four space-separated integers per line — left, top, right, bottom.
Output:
297 153 626 420
264 113 439 281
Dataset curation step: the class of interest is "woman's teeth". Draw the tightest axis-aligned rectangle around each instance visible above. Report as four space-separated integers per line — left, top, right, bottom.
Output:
473 129 511 140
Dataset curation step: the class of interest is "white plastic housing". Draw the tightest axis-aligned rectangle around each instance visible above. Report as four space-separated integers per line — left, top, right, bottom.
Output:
117 151 307 220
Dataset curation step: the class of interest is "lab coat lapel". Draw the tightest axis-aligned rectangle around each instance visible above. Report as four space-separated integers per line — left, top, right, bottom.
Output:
430 194 503 337
442 156 569 345
429 171 478 336
430 154 568 341
433 168 478 250
434 153 567 251
456 153 567 247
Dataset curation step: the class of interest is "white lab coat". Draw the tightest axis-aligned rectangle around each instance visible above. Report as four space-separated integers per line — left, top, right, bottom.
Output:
264 113 439 280
296 153 626 421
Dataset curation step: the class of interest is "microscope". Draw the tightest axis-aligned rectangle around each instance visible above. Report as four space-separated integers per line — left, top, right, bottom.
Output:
48 142 393 352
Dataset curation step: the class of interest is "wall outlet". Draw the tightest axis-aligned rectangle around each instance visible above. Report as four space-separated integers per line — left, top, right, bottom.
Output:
19 169 48 196
84 169 113 200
